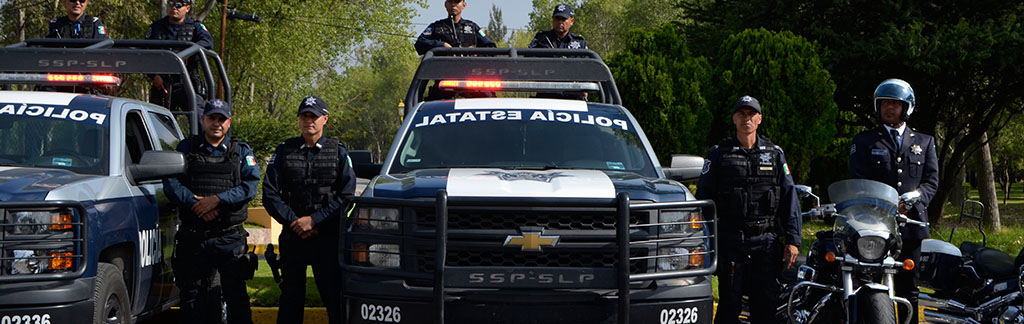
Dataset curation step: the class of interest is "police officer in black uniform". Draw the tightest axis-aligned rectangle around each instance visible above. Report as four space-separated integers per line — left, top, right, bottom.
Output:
47 0 108 39
415 0 497 55
850 79 938 324
529 3 587 49
263 96 356 324
145 0 213 111
697 96 801 324
163 99 259 324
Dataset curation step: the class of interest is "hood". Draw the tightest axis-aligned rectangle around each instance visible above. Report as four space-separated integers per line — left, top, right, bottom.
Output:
368 168 691 202
0 167 98 201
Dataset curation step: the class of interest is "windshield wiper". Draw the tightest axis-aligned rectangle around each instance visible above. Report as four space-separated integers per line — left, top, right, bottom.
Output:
504 163 560 170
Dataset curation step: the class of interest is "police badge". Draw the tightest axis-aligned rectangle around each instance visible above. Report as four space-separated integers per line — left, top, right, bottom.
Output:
911 144 923 155
759 152 772 165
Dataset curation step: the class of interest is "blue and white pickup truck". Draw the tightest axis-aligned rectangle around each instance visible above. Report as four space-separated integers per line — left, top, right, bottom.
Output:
342 48 717 324
0 39 230 324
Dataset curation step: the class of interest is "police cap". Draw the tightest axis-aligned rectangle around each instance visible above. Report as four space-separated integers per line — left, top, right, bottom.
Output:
732 95 761 114
553 4 574 19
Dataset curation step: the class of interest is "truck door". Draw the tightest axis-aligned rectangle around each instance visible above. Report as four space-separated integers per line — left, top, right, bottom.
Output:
143 110 184 308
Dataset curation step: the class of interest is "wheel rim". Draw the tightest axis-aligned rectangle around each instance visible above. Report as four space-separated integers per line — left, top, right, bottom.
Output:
103 293 123 324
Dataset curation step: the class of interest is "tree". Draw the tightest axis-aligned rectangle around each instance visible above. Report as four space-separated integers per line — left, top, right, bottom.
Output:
709 28 838 184
992 116 1024 204
678 0 1024 225
974 132 1000 231
527 0 683 56
606 26 714 162
486 4 507 46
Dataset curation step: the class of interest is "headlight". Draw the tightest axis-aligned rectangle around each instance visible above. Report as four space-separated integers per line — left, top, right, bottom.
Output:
352 207 400 230
856 236 887 261
352 243 400 269
657 246 705 271
7 210 74 235
659 210 703 235
8 249 74 274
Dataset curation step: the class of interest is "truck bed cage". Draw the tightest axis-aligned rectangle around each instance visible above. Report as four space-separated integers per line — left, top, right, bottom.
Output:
1 39 232 136
405 48 622 115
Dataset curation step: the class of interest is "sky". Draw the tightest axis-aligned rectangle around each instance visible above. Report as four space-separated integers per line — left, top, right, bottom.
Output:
409 1 535 38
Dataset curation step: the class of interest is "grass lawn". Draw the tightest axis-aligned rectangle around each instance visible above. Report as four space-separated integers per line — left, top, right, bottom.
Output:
247 260 324 306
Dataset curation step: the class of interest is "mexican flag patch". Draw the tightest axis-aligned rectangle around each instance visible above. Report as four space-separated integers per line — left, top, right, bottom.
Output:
245 155 257 166
783 163 790 175
97 26 106 35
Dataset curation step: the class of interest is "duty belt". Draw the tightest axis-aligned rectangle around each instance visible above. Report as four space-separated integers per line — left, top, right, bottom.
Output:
723 219 772 237
179 224 244 239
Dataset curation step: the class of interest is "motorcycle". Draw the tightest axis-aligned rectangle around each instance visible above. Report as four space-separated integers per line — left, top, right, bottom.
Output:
786 179 928 324
918 199 1024 324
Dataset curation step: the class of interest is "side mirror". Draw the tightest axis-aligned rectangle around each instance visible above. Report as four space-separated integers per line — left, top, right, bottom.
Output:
349 150 383 179
794 185 813 199
663 154 705 182
129 150 185 183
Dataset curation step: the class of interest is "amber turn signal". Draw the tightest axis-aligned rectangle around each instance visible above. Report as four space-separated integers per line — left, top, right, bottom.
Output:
902 259 915 270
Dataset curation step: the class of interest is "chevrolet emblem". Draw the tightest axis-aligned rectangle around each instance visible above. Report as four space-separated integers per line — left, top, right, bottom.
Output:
504 232 559 252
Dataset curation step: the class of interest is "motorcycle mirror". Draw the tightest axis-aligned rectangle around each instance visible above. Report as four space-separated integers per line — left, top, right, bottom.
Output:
795 185 813 198
900 190 922 205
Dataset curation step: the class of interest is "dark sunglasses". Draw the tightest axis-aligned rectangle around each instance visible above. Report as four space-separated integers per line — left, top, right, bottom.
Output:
67 0 87 3
169 1 189 8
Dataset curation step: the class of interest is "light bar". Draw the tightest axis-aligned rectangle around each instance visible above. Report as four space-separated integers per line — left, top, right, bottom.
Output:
0 73 121 85
438 80 600 92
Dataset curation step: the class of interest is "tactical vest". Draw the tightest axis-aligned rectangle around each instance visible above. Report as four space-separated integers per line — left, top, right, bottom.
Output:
180 136 246 228
438 19 479 48
712 139 782 235
278 137 340 216
49 15 97 39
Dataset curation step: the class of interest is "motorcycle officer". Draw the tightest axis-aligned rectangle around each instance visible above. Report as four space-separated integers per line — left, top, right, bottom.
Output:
697 96 802 324
163 99 259 324
850 79 939 324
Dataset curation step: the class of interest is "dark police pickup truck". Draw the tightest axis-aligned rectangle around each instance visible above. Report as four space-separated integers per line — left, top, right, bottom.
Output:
0 39 230 324
342 48 717 324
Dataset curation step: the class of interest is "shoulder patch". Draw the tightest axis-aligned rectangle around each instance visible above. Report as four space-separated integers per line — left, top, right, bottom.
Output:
850 143 856 155
97 25 106 35
268 153 276 164
783 163 790 175
701 159 711 175
422 26 433 36
479 29 487 37
50 18 58 23
245 155 257 166
199 23 207 31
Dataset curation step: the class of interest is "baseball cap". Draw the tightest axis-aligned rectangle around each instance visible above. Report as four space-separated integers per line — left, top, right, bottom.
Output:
297 96 329 117
203 99 231 118
732 95 761 114
553 3 574 19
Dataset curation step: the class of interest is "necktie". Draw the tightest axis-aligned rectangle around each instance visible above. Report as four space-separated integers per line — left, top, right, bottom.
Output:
890 129 902 151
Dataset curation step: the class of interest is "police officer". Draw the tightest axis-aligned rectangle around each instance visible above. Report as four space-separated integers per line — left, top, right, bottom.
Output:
163 99 259 324
46 0 108 39
263 96 356 324
415 0 497 55
145 0 213 111
529 3 587 49
850 79 938 324
697 96 801 324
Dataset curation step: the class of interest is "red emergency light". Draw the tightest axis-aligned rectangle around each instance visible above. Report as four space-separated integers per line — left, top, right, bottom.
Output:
439 80 502 89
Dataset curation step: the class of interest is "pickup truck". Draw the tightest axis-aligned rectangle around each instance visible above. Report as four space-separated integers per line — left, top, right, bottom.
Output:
342 48 717 324
0 38 230 324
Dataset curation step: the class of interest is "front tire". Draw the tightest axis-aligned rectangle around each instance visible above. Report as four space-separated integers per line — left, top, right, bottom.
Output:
92 262 131 324
855 290 896 323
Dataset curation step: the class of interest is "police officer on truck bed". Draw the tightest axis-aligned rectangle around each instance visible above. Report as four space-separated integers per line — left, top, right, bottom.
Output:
163 99 259 324
145 0 213 111
415 0 496 55
697 95 801 324
46 0 108 39
262 96 356 324
850 79 938 324
528 3 587 49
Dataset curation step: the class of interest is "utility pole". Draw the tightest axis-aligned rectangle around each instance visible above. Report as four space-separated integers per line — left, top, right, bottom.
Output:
218 0 228 99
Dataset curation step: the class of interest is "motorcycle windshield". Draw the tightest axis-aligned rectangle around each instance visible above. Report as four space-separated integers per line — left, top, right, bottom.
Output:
828 179 899 235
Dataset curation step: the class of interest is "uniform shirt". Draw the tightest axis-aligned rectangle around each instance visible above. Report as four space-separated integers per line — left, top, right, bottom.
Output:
145 16 213 50
850 126 938 239
696 136 801 246
46 15 107 39
528 30 587 49
262 136 357 227
415 17 496 55
162 136 261 209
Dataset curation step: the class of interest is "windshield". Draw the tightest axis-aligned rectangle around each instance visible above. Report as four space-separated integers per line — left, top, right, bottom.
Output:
389 105 657 177
828 179 899 235
0 114 109 175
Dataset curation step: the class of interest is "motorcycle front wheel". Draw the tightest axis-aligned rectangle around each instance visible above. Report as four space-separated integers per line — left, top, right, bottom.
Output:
855 290 896 323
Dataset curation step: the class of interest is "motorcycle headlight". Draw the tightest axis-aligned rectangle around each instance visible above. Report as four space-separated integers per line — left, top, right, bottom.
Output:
352 207 400 230
856 236 887 261
659 210 703 235
6 210 75 235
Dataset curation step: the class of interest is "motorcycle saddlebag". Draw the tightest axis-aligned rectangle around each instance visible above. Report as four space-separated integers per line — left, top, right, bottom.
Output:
919 239 962 292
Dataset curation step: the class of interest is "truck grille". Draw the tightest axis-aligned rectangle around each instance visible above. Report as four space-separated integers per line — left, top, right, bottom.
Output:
417 210 646 230
417 248 648 274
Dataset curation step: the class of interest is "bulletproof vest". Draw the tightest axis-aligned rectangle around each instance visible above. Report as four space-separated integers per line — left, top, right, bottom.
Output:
49 16 97 39
712 140 782 234
278 137 340 216
438 19 479 48
180 136 246 228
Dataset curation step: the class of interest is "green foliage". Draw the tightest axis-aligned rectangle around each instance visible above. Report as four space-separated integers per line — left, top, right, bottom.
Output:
527 0 683 56
710 28 838 183
486 4 507 46
607 26 713 162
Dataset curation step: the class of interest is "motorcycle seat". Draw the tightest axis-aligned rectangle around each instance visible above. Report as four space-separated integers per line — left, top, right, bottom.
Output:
960 241 1016 279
